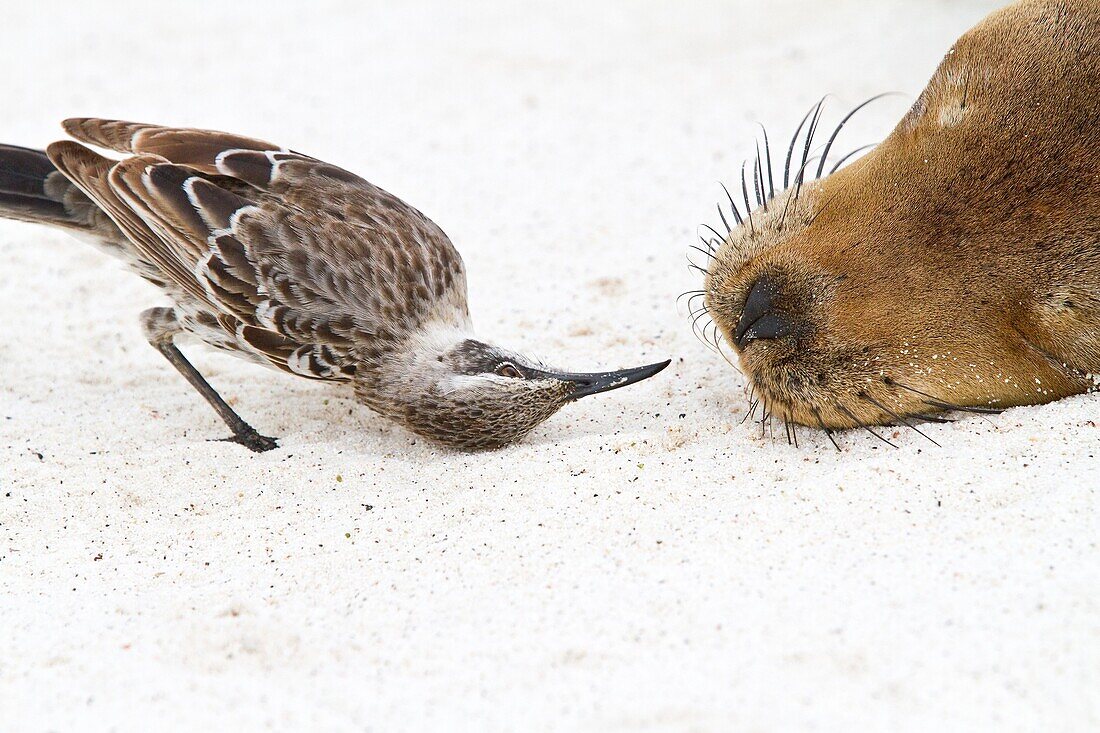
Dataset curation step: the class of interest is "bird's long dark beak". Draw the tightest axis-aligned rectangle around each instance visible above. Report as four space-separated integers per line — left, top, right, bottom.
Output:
533 359 671 400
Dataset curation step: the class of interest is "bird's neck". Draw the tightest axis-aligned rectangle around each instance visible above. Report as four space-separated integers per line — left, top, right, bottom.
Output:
352 321 474 417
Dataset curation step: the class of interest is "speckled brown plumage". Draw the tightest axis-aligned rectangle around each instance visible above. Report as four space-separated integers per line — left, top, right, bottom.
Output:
0 119 668 451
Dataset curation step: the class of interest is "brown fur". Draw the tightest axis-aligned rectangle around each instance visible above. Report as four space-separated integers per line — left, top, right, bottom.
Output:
704 0 1100 430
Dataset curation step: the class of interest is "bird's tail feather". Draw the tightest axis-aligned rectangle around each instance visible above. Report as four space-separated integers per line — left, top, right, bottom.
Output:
0 143 96 230
0 140 148 280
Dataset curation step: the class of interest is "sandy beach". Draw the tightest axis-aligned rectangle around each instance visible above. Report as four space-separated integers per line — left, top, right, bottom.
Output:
2 1 1097 730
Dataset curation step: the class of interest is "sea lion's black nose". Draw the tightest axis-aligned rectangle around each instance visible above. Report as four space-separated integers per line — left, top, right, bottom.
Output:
734 276 791 349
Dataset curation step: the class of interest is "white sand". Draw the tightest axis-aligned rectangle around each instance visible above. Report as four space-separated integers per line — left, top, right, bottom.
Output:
2 1 1097 730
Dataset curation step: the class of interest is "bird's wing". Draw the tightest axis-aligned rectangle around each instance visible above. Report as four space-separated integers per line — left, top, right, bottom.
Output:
51 119 471 378
47 141 205 299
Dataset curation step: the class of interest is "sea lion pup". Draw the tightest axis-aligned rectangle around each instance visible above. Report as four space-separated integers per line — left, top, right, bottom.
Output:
699 0 1100 441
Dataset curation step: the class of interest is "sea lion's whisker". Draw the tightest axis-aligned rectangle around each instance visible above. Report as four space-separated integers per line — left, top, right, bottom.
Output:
752 149 762 208
754 141 768 212
689 244 716 261
780 146 828 228
719 182 744 227
692 336 720 357
684 299 706 317
700 223 727 245
828 143 877 175
712 331 741 373
860 392 941 447
702 317 716 343
910 413 955 424
778 188 797 232
689 309 715 344
816 92 902 179
698 234 719 253
716 201 733 236
836 403 898 447
797 98 827 187
697 315 717 338
695 226 726 254
792 148 827 203
686 301 710 319
783 414 799 447
784 99 823 188
922 399 1003 416
758 123 776 200
692 330 720 356
702 315 716 341
676 290 706 313
805 195 836 228
684 305 715 351
688 307 720 355
688 304 712 330
918 401 1002 428
740 162 756 236
812 407 842 451
885 377 1004 415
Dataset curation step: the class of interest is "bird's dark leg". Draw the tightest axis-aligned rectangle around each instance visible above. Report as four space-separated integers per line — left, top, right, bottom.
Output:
154 342 279 452
141 307 278 453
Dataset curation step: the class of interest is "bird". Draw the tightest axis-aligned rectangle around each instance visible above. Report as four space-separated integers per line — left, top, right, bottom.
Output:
0 119 669 452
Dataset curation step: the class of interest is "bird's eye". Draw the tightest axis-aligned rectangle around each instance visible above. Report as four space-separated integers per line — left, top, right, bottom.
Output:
495 362 523 379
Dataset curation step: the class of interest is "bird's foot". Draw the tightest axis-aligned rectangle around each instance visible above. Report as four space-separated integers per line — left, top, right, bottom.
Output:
215 428 279 453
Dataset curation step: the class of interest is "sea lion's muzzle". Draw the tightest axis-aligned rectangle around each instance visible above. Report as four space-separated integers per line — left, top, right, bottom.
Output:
711 211 1093 433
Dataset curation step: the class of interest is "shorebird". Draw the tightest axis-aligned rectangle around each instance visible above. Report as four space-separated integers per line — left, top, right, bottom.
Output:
0 119 669 451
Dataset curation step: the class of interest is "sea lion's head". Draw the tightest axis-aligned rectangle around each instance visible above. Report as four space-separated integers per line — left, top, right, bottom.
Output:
700 0 1100 437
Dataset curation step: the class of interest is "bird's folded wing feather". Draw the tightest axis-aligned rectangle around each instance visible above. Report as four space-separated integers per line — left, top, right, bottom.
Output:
51 118 471 378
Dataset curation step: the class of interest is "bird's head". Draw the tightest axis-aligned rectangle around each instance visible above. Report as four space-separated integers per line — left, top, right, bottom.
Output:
360 334 669 450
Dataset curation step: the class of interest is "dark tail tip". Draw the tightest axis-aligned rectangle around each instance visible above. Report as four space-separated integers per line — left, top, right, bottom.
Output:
0 144 55 197
0 143 83 227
